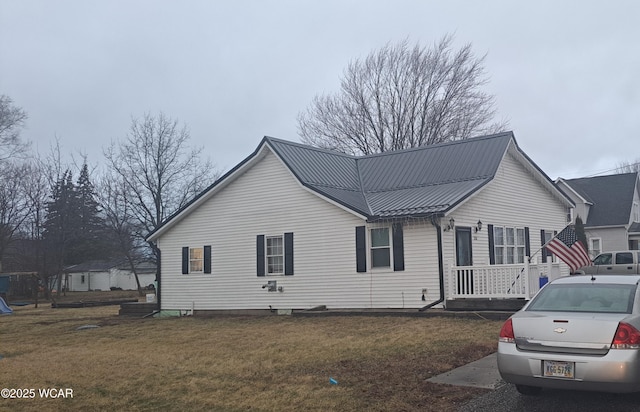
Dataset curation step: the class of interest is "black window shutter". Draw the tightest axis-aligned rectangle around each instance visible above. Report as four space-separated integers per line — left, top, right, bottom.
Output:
355 226 366 273
182 247 189 274
392 223 405 271
284 232 294 276
524 227 530 258
541 230 548 263
256 235 265 277
204 245 212 274
488 224 495 265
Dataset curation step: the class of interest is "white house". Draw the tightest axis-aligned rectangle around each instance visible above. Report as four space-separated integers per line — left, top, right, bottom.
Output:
64 260 156 292
556 172 640 256
147 132 574 313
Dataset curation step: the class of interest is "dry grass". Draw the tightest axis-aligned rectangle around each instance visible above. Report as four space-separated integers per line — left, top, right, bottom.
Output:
0 303 501 412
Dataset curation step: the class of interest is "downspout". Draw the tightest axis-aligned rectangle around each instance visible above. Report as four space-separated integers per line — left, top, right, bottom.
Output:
419 215 445 311
156 249 161 310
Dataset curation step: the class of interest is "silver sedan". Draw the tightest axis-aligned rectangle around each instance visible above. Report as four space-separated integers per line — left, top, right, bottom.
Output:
498 274 640 395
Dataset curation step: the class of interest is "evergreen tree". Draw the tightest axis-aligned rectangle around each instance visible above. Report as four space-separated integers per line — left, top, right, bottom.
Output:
74 163 107 262
575 216 588 253
43 169 79 273
43 164 111 272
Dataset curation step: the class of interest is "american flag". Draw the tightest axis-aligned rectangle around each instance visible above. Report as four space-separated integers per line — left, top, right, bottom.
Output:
545 226 592 272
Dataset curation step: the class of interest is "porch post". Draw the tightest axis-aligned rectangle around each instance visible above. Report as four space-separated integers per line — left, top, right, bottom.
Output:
524 258 531 299
447 260 454 300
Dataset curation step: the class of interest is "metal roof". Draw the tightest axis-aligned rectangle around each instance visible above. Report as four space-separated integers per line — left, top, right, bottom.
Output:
564 173 639 227
267 132 513 219
147 130 567 241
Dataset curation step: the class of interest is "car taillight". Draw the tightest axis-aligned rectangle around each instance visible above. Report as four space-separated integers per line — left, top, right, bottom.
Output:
499 318 515 343
611 322 640 349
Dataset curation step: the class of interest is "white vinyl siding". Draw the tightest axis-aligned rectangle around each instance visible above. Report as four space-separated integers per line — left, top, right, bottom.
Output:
155 139 570 310
443 143 570 279
157 149 439 310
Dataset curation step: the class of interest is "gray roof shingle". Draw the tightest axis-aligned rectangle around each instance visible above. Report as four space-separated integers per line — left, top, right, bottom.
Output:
564 173 639 227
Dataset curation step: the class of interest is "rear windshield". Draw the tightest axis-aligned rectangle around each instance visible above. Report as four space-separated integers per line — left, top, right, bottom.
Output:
527 283 637 314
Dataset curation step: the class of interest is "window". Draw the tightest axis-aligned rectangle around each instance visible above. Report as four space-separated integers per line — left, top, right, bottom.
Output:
593 253 612 265
371 227 391 268
81 275 85 284
266 236 284 275
257 233 293 276
355 225 405 272
527 283 635 314
182 246 212 274
590 238 601 259
190 247 204 273
494 226 526 264
542 230 557 263
616 252 634 265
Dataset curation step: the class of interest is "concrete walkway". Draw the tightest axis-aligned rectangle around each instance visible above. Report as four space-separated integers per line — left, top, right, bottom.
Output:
427 353 505 390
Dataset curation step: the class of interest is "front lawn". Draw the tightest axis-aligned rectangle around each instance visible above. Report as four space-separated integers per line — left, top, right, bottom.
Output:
0 305 500 411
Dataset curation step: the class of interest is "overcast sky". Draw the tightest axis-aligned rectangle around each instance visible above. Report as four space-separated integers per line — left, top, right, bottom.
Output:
1 1 638 180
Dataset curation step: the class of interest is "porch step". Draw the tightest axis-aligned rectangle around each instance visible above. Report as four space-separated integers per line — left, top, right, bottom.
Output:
119 302 158 316
445 298 527 312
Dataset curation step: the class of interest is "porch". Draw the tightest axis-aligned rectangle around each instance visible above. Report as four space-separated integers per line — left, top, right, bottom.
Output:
445 260 563 311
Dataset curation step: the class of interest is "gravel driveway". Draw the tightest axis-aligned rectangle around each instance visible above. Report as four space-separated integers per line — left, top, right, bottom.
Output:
460 383 640 411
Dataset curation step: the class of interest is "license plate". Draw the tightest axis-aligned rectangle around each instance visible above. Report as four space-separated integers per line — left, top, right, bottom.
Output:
543 360 575 379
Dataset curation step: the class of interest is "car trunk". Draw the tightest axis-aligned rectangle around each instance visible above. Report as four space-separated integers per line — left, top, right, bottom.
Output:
512 312 625 355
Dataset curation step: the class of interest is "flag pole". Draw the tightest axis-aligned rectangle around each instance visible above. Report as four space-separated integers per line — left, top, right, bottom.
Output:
527 233 557 263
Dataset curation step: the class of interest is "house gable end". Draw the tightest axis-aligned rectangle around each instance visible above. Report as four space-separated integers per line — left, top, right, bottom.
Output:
563 172 638 227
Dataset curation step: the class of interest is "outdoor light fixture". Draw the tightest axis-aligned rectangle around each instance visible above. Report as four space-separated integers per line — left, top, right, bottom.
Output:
443 217 455 231
475 220 483 233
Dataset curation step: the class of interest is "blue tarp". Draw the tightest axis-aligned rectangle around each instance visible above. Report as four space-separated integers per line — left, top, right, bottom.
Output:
0 297 13 314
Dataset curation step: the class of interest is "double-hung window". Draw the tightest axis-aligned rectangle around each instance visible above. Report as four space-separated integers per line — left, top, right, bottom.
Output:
257 233 293 276
371 227 391 268
355 224 404 272
494 226 526 264
590 238 601 259
182 246 212 274
189 247 204 273
266 236 284 275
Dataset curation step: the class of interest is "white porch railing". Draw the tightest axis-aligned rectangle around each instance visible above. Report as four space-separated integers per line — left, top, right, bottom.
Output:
448 260 563 300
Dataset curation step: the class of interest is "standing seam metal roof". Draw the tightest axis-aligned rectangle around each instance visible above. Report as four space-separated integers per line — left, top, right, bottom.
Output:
266 132 513 219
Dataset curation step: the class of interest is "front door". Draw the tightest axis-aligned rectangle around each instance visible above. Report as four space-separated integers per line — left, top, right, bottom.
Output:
455 227 473 294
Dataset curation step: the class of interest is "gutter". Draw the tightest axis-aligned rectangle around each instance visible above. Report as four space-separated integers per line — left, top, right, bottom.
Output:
419 215 445 311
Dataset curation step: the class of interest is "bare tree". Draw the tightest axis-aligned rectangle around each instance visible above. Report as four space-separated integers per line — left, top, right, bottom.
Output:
0 162 34 272
298 35 508 155
616 159 640 174
104 113 217 261
0 95 30 161
98 172 148 296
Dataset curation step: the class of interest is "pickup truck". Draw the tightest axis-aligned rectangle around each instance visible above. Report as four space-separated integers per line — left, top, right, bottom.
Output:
575 251 640 275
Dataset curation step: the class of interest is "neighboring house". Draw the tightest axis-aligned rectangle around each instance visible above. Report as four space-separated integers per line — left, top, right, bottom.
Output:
556 172 640 256
64 260 156 291
147 131 574 312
